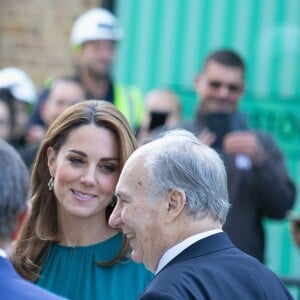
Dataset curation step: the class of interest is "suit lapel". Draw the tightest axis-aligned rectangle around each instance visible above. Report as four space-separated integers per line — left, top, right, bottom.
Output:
163 232 235 269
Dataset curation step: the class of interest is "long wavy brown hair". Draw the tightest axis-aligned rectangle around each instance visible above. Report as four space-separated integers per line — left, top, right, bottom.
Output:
11 100 137 281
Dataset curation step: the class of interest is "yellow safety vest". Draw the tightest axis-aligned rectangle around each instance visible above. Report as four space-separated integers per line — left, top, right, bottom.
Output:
113 83 144 130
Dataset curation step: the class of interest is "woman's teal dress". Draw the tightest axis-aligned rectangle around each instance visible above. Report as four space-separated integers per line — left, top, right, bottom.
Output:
36 232 153 300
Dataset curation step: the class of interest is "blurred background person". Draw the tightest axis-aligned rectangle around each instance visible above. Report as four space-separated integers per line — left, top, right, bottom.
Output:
12 101 152 300
0 88 15 143
137 88 182 145
287 212 300 248
0 67 37 149
26 77 85 145
0 139 64 300
291 220 300 248
19 77 85 170
192 49 295 263
29 7 144 134
154 49 296 263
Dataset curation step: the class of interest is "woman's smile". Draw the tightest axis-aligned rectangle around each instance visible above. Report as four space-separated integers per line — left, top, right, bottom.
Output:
71 189 98 202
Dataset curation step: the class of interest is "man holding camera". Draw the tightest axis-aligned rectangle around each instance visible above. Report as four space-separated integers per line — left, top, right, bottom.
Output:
177 49 295 263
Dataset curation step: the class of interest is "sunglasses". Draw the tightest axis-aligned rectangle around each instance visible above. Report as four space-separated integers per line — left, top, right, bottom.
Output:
208 80 242 93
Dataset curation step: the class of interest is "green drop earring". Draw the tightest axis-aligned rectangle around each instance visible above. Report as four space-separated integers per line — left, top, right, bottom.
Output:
48 176 54 191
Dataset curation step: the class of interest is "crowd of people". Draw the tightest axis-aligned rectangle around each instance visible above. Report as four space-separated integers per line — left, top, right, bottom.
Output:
0 5 299 300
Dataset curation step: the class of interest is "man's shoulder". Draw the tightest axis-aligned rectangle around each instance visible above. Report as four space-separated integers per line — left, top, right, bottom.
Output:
142 252 292 300
252 129 281 150
253 129 272 139
0 258 65 299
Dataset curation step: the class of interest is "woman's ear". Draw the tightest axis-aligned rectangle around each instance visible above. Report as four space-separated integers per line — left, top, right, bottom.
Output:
47 146 56 175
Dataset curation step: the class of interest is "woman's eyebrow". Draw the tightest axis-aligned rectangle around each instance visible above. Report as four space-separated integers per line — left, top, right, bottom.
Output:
67 149 120 162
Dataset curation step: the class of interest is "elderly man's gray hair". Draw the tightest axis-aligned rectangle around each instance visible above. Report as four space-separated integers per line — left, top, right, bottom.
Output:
143 129 230 224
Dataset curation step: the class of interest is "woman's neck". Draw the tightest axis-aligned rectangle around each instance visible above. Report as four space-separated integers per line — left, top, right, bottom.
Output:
57 212 117 247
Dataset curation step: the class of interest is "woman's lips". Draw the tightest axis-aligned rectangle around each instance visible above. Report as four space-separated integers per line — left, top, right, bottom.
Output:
72 189 97 202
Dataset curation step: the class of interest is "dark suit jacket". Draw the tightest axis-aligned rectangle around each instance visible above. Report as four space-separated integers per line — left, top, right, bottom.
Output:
139 233 293 300
0 257 65 300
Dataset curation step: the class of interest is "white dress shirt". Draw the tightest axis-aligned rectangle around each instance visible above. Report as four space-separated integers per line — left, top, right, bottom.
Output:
156 229 222 274
0 248 7 258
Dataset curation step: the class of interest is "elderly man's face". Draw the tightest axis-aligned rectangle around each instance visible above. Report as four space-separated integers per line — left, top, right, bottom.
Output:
109 155 168 272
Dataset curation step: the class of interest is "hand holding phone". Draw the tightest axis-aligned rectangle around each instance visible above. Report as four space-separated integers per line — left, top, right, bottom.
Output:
149 111 169 130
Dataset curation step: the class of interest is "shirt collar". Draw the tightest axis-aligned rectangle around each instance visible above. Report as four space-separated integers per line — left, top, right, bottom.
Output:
156 229 222 274
0 248 7 258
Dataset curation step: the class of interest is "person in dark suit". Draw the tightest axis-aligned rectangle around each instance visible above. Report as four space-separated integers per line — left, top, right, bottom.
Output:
109 129 293 299
0 139 65 300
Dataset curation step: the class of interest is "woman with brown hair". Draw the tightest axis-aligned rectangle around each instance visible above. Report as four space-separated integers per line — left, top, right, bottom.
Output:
12 100 152 300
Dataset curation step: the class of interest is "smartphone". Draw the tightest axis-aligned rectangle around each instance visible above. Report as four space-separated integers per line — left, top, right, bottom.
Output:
204 113 232 151
149 111 169 130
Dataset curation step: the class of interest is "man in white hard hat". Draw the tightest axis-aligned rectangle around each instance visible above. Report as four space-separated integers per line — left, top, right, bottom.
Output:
70 8 123 87
29 7 143 135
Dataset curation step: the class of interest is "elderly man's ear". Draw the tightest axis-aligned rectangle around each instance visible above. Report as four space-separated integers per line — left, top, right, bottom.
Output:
11 202 31 241
166 188 187 221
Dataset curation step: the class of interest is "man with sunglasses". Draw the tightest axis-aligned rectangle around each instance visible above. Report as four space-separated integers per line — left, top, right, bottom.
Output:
175 49 295 263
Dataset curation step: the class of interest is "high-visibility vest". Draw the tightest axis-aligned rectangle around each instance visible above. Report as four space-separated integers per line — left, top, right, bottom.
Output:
113 83 144 130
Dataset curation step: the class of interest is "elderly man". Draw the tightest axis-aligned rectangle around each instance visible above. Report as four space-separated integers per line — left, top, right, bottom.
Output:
109 129 293 299
0 139 64 299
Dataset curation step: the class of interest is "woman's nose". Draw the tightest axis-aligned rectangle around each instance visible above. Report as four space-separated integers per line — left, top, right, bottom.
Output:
80 167 97 186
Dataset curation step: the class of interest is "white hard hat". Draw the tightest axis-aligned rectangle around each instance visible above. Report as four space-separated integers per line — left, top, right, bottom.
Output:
0 67 37 104
70 8 123 47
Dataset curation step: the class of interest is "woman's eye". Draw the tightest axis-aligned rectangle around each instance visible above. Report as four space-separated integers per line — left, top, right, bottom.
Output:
69 157 83 165
100 165 117 173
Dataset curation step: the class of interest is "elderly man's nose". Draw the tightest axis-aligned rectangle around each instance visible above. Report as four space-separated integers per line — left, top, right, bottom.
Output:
109 204 123 229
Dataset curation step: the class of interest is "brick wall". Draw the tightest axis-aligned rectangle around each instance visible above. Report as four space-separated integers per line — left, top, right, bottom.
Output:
0 0 100 89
